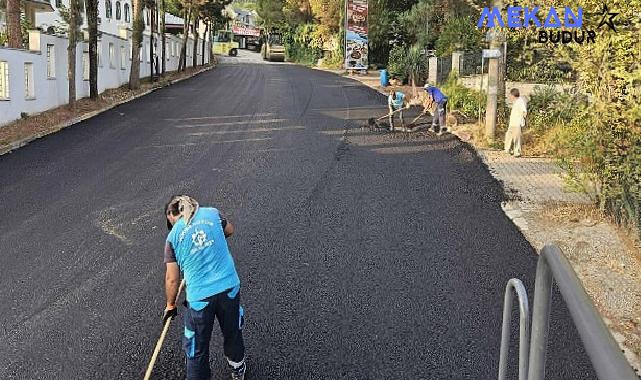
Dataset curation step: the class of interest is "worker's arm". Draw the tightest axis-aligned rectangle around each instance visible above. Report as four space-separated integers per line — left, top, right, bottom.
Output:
165 262 180 310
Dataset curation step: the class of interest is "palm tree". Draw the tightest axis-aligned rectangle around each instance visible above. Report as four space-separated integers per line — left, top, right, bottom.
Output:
404 45 427 100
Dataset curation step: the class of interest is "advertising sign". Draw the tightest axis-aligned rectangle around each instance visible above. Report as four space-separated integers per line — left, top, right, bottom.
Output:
345 0 368 70
232 25 261 37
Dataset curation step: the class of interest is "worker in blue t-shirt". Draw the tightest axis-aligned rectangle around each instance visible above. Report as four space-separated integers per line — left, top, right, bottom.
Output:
162 195 246 380
388 90 409 131
424 84 449 135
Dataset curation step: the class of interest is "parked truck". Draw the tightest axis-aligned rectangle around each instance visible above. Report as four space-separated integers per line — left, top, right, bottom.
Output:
212 30 239 57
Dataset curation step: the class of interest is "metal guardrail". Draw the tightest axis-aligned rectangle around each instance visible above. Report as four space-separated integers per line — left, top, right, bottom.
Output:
499 244 638 380
498 279 529 380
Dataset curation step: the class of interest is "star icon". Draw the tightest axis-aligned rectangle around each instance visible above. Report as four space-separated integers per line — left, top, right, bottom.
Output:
596 3 619 32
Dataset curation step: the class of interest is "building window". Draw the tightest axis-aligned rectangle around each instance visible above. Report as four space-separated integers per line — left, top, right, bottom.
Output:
145 10 150 25
166 41 170 60
109 43 115 68
115 1 121 20
0 61 9 99
124 3 130 22
24 62 35 99
120 46 126 69
82 51 89 80
139 45 143 62
105 0 112 18
55 0 62 7
46 44 56 78
97 42 102 66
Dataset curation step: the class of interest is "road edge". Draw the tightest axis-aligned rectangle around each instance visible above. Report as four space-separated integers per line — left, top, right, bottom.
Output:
313 65 641 374
0 65 215 157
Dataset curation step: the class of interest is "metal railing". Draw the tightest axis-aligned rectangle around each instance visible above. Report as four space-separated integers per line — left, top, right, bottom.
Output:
499 244 638 380
498 279 530 380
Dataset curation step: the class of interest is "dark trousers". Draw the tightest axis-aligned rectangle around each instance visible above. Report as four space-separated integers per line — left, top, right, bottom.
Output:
432 100 448 132
183 288 245 380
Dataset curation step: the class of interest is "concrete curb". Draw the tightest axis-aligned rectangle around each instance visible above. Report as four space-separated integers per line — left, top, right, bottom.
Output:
0 65 215 157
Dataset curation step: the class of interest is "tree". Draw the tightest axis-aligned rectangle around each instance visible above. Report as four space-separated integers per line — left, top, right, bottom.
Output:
6 0 21 48
191 16 199 67
86 0 99 98
60 0 83 107
129 0 145 88
257 0 285 28
404 45 426 98
161 0 167 74
434 16 482 56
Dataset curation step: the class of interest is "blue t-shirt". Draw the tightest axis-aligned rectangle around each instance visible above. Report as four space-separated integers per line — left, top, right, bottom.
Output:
426 87 447 103
166 207 240 302
388 92 405 109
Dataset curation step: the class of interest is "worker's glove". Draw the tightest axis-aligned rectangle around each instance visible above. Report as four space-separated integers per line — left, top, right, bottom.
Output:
162 307 178 323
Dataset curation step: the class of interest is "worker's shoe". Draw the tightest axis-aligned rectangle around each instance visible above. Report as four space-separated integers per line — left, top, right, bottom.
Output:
229 361 246 380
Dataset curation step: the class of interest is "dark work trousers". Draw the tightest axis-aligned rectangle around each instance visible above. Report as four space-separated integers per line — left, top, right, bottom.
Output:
183 287 245 380
432 99 448 132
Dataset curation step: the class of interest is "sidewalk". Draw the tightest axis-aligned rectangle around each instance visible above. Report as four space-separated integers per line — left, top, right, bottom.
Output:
333 68 641 371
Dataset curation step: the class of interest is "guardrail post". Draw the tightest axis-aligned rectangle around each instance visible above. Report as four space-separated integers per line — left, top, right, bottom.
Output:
527 249 554 380
498 278 530 380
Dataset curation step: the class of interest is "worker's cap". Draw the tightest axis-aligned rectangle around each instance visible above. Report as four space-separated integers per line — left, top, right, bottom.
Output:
423 84 433 91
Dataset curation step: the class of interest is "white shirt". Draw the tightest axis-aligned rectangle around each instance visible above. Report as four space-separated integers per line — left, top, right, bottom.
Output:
509 97 527 128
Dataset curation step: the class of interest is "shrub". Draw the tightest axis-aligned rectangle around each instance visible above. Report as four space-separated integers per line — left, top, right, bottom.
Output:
525 86 582 138
387 45 407 82
441 72 486 119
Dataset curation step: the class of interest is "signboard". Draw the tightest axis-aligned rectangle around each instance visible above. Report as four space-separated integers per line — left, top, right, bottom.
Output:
345 0 368 70
232 25 261 37
482 48 502 58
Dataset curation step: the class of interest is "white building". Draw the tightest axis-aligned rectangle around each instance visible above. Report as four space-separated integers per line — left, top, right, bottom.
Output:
0 0 211 126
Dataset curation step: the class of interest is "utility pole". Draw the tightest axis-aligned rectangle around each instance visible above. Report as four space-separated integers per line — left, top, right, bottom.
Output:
484 0 505 142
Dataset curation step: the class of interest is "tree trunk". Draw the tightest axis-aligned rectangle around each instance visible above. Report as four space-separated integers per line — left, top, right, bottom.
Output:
150 4 155 78
201 21 208 66
6 0 22 48
129 0 144 89
160 0 166 74
178 8 191 71
87 0 99 99
192 16 199 68
67 0 79 107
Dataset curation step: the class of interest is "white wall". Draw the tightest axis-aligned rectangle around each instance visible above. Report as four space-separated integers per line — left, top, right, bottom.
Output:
0 29 210 126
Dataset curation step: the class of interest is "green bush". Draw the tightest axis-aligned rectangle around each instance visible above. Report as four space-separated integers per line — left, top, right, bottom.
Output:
435 17 483 57
284 24 322 65
525 86 582 137
387 45 407 82
441 73 486 119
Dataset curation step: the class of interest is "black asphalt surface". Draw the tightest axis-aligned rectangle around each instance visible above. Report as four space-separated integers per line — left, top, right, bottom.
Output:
0 57 597 379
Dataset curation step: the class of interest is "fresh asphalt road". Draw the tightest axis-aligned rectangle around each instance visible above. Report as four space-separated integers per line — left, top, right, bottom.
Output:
0 52 597 379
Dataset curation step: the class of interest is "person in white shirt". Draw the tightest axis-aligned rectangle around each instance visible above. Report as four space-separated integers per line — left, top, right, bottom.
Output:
505 88 527 157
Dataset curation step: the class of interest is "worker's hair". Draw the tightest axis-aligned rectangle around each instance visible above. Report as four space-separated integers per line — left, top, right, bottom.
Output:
165 195 199 230
510 88 520 97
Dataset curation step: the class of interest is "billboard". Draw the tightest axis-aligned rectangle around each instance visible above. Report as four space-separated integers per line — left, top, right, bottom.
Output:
232 25 261 37
345 0 368 70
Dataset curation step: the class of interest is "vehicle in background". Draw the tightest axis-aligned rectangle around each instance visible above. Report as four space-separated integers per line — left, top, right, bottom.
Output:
213 30 239 57
261 32 285 62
